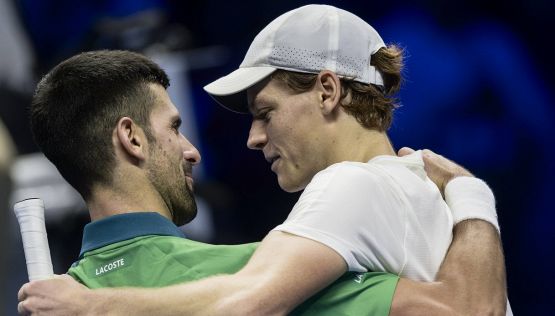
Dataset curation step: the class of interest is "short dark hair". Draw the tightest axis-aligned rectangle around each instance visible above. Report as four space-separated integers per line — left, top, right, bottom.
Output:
30 50 170 199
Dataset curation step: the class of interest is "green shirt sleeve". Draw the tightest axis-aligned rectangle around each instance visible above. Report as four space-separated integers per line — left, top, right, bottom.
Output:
68 236 398 316
293 272 398 316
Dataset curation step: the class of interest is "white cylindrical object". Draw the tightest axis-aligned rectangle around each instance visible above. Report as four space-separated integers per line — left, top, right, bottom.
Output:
14 198 54 281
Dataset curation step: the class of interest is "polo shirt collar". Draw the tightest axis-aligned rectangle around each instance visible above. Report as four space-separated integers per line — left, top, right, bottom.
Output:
79 212 185 258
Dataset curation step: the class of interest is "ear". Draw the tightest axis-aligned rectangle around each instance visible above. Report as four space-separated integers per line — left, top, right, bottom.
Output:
316 70 342 115
116 117 147 163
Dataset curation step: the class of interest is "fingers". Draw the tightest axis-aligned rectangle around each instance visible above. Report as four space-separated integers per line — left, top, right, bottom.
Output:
421 151 450 193
398 147 415 157
17 276 73 315
18 282 34 315
18 282 29 302
420 149 477 196
18 299 31 315
421 149 442 165
400 147 476 196
423 149 473 178
421 149 444 176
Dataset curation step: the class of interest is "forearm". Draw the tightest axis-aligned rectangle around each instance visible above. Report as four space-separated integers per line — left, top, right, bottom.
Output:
391 149 508 315
435 219 507 314
88 274 274 316
391 219 507 315
19 232 344 316
85 231 344 316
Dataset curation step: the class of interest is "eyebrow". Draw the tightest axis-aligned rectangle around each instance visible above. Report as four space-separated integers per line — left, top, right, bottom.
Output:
249 96 273 115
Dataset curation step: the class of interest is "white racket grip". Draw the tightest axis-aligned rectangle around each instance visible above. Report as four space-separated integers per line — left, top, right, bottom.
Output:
14 198 54 281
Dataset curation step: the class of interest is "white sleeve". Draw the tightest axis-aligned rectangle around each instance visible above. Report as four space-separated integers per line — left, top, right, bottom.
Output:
273 163 407 273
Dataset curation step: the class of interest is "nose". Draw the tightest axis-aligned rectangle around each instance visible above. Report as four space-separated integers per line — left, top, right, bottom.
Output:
246 120 267 150
181 136 201 165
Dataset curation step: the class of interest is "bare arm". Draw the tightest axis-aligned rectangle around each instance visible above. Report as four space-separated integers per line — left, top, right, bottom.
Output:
19 231 346 316
18 148 507 315
391 148 507 315
392 220 506 315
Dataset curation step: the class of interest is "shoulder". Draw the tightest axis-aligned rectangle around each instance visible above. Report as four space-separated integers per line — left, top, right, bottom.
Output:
296 161 401 213
303 161 401 204
308 161 385 189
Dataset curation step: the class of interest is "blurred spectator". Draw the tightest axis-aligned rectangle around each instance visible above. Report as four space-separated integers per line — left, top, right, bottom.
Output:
0 0 37 155
0 119 16 314
0 0 35 92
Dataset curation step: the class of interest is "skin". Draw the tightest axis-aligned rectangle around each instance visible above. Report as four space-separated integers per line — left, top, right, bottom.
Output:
246 72 395 192
246 76 331 192
86 83 201 225
144 84 199 225
17 76 507 315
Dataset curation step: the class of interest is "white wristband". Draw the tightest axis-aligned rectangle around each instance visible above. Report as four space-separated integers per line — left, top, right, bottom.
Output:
444 176 500 233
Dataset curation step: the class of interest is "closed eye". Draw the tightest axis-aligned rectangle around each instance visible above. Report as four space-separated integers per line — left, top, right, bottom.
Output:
253 110 271 122
172 118 182 132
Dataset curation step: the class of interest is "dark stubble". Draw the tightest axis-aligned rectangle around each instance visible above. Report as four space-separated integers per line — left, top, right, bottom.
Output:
147 143 197 226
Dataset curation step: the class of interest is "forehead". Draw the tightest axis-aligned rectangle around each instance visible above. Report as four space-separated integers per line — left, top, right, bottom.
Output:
247 77 289 112
148 83 179 117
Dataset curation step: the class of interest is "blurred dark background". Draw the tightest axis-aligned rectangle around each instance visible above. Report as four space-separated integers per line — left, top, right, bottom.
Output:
1 0 553 314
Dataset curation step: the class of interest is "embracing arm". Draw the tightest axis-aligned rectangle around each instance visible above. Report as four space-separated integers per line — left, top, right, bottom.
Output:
18 148 508 316
390 148 507 315
391 219 506 315
19 231 346 316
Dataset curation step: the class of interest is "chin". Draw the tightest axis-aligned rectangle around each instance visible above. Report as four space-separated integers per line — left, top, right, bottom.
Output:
172 196 198 226
278 178 305 193
174 207 197 226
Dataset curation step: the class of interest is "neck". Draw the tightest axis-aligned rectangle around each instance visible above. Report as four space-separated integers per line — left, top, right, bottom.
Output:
326 116 396 164
86 170 172 223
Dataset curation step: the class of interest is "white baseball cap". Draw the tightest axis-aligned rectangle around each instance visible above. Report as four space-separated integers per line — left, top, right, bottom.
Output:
203 4 386 113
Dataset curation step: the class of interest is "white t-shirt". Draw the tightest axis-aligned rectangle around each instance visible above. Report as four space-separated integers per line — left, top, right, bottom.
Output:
273 151 453 281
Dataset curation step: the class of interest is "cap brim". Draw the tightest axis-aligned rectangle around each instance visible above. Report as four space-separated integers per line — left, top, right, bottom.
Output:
203 66 277 113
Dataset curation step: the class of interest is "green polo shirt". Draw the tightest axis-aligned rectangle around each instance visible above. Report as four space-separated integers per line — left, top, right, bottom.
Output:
68 212 398 315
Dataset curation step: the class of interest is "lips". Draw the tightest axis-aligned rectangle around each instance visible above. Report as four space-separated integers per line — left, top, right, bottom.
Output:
270 157 280 172
264 152 281 172
182 161 195 190
265 155 279 164
184 175 194 191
